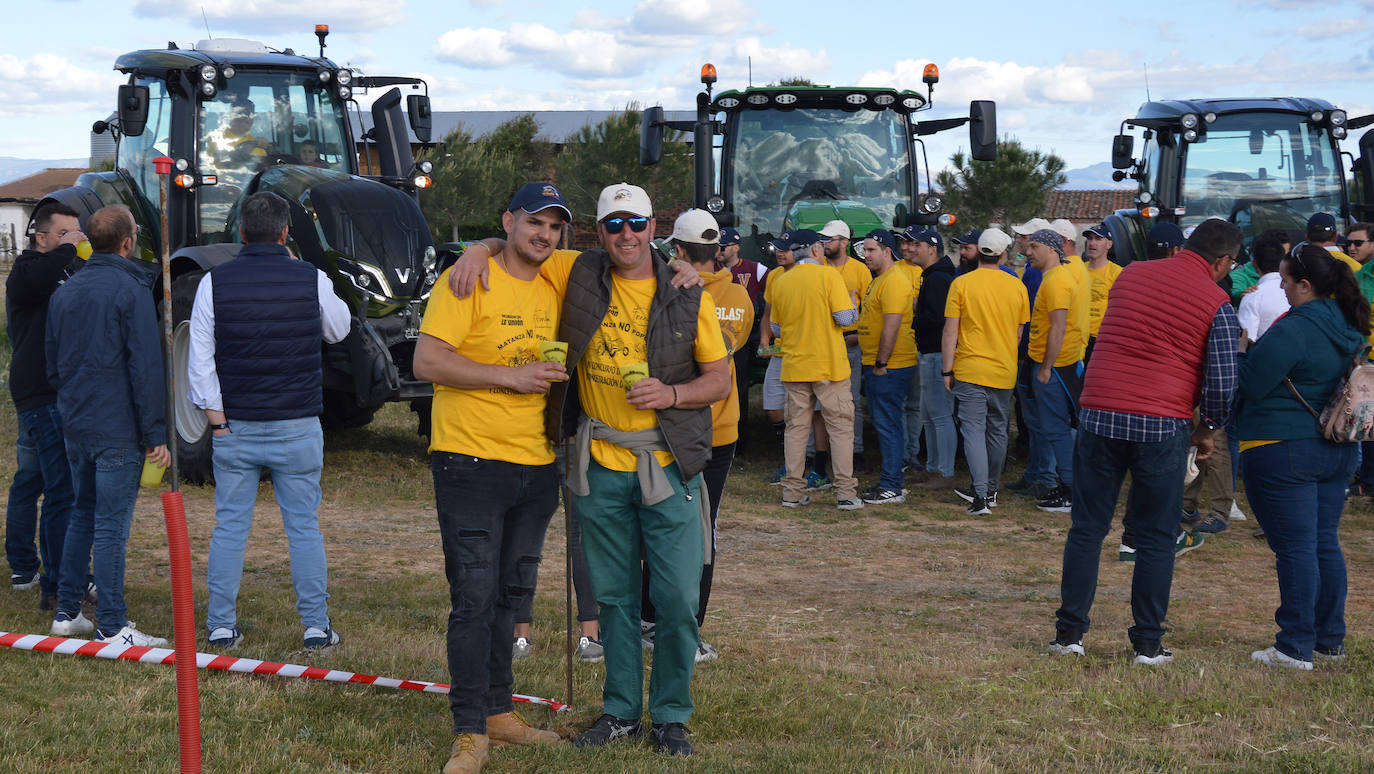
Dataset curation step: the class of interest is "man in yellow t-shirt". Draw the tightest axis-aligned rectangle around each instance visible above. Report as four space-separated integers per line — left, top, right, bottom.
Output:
893 227 925 473
942 228 1030 514
1307 212 1361 273
1051 219 1092 364
765 229 861 509
413 182 571 772
1082 222 1122 361
1025 229 1085 513
854 229 915 504
638 209 754 664
821 219 870 469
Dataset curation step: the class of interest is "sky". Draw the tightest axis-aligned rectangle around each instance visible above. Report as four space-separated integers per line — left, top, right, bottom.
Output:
3 0 1372 184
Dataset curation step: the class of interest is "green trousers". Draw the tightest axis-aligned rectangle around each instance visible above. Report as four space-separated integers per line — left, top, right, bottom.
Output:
578 459 703 724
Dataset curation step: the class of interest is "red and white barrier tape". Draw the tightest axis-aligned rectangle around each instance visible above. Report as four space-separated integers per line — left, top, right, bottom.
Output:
0 631 569 712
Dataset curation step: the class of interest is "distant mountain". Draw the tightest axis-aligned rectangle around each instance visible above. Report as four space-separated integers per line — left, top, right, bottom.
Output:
1059 162 1135 190
0 157 89 187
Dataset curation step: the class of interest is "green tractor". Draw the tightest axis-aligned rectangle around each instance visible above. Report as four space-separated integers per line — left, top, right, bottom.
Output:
1105 97 1352 263
39 28 444 482
639 63 997 262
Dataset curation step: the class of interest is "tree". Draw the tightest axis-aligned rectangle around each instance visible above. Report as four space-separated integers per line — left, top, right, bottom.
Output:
769 77 816 87
935 137 1066 237
552 107 692 227
419 114 553 243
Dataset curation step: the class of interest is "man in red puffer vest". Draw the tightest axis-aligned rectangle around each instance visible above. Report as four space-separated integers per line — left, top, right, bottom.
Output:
1048 218 1243 666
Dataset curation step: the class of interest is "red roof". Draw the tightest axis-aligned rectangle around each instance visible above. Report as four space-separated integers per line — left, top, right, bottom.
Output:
0 168 85 202
1045 189 1135 222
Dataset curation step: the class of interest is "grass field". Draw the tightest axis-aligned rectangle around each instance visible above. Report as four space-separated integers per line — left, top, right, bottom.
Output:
2 394 1374 773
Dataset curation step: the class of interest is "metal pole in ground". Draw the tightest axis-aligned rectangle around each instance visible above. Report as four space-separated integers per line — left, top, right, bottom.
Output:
564 442 574 709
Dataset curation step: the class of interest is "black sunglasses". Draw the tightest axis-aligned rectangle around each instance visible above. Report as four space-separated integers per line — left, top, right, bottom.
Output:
1349 239 1367 248
602 217 649 234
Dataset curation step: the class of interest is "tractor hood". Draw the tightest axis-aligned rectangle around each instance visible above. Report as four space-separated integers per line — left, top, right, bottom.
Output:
783 199 886 239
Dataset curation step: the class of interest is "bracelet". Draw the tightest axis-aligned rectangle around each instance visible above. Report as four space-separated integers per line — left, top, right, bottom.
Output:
671 385 679 408
941 370 954 377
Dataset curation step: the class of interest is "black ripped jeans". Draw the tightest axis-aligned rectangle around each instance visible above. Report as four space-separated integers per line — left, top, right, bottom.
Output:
433 452 558 734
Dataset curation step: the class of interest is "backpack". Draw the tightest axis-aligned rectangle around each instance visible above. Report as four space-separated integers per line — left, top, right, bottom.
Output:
1285 345 1374 442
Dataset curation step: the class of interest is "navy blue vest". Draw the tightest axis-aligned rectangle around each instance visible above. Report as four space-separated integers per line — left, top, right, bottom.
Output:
211 243 323 420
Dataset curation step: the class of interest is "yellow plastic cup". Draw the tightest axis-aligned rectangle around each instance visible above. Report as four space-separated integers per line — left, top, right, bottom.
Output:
539 340 568 366
619 362 649 390
140 457 167 489
76 240 92 260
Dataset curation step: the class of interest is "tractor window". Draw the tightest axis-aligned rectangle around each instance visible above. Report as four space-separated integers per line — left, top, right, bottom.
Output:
116 78 173 220
197 72 349 242
1179 113 1342 241
728 106 912 237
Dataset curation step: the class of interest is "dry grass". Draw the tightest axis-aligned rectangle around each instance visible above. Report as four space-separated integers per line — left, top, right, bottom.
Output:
2 395 1374 772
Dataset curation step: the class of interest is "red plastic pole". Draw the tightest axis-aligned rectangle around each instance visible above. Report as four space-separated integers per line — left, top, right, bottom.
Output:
152 154 202 773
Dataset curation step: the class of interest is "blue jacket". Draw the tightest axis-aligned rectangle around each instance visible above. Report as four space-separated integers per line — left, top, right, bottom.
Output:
45 252 166 450
1233 297 1365 441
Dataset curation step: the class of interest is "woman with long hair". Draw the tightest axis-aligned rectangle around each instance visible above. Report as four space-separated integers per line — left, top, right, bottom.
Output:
1234 242 1370 669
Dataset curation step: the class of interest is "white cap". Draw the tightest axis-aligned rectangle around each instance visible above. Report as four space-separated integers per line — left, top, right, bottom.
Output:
1012 217 1051 235
670 209 721 245
978 228 1013 257
1049 218 1077 243
596 183 653 221
819 219 851 239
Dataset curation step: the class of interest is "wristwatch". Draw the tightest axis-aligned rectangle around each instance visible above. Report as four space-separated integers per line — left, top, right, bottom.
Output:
209 423 230 431
874 360 887 369
941 370 954 377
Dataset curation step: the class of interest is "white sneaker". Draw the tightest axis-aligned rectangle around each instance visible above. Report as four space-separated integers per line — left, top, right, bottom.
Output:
694 639 719 663
512 636 532 659
1133 645 1174 666
97 622 168 648
1229 502 1247 521
1251 646 1313 670
51 611 94 636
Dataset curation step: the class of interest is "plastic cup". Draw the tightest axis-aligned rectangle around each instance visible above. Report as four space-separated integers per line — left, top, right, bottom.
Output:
140 457 167 489
76 240 92 260
539 340 568 365
619 362 649 390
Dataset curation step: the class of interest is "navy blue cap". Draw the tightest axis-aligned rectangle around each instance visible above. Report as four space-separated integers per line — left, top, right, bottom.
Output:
1146 222 1185 248
507 182 571 221
952 229 983 245
863 228 897 254
911 228 943 252
893 227 915 241
770 229 823 251
719 226 741 246
1084 222 1111 239
1307 212 1337 235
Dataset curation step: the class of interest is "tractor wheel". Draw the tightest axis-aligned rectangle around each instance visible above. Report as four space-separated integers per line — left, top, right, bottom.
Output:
171 271 215 484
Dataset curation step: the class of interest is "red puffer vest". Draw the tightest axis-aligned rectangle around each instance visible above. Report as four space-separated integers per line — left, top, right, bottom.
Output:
1079 250 1227 419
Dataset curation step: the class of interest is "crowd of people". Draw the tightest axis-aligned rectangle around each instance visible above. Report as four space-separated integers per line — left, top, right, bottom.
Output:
6 183 1372 771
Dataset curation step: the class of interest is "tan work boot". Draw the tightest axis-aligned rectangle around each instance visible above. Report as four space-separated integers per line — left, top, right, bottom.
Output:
442 733 489 774
487 711 560 747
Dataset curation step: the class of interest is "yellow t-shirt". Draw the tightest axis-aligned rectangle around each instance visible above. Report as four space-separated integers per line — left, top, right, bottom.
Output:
1087 260 1124 337
419 260 560 463
764 262 853 382
704 268 755 445
1028 264 1084 367
540 249 727 472
1329 249 1361 274
895 260 924 299
945 267 1030 389
1063 255 1092 357
830 257 872 333
856 266 917 368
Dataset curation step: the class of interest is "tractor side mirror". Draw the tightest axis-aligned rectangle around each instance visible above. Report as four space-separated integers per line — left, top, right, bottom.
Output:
969 100 996 162
1111 134 1134 169
407 94 432 144
640 106 665 166
118 84 150 138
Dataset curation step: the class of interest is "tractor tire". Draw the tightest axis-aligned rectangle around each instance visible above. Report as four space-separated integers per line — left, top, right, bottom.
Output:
170 270 216 484
320 389 377 430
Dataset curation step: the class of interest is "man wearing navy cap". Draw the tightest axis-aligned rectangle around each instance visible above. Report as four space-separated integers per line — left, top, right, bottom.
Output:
765 229 862 509
1308 213 1360 273
1083 223 1121 362
953 229 983 275
856 229 917 504
1144 222 1184 261
911 228 958 489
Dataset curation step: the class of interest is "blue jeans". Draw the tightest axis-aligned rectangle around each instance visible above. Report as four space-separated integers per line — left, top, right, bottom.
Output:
207 418 330 632
433 452 557 734
58 441 143 632
6 404 74 595
1017 367 1055 487
952 381 1013 498
903 356 922 465
917 353 955 477
864 365 915 491
1057 427 1189 649
1031 361 1078 488
847 343 864 454
1241 439 1357 661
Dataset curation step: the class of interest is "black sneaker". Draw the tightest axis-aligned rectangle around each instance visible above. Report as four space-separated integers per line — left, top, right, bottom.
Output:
955 487 998 507
651 722 694 757
1194 513 1229 533
10 572 38 591
966 496 991 516
1133 641 1174 666
1036 485 1072 513
861 487 906 504
573 714 644 748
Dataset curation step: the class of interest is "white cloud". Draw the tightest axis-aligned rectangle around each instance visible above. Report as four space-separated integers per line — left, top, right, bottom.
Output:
131 0 403 35
714 38 829 86
630 0 753 35
0 54 120 118
433 22 659 77
433 27 518 68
